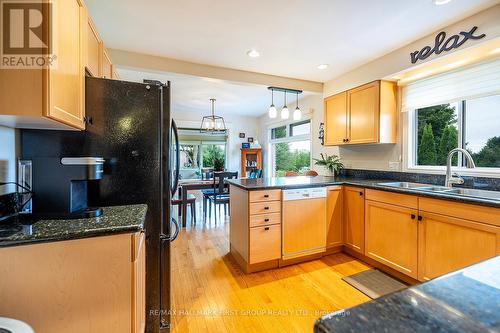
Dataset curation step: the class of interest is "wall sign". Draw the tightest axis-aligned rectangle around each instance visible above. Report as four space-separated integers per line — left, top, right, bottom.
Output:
410 26 485 64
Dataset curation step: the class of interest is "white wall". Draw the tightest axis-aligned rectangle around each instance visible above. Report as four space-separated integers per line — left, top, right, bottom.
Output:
318 4 500 173
171 111 259 175
0 126 19 183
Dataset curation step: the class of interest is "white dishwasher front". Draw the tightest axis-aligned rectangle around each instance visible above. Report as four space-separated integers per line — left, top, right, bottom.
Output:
282 187 327 260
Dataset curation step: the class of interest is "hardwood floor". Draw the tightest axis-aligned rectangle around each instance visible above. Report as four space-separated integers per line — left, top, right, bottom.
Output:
171 199 371 333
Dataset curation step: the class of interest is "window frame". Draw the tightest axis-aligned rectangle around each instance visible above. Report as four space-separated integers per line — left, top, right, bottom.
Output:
267 118 312 177
404 99 500 178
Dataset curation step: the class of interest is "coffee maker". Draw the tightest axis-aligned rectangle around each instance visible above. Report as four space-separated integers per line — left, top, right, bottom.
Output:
31 157 104 218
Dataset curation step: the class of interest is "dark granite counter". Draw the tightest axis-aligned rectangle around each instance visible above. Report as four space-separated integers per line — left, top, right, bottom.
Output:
0 204 147 247
315 256 500 333
227 176 500 208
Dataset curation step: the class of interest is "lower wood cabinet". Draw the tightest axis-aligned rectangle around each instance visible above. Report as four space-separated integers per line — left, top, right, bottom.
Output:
343 186 365 254
0 232 145 333
365 200 418 279
249 224 281 264
418 212 500 281
326 186 343 248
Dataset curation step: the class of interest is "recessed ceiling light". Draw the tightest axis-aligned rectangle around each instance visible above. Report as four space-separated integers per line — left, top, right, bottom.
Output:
317 64 329 70
433 0 452 5
246 49 260 58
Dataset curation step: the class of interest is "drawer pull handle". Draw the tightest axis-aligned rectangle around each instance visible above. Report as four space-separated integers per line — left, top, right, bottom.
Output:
264 194 269 198
264 227 270 231
264 218 270 222
418 215 423 221
264 206 269 210
411 214 416 220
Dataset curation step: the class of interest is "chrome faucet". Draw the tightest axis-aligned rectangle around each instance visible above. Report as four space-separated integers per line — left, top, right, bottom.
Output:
445 148 476 187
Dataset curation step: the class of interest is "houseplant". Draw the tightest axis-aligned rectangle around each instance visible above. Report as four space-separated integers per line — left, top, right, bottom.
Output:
313 153 344 176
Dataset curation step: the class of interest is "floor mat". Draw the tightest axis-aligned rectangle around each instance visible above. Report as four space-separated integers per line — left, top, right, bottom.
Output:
342 269 408 299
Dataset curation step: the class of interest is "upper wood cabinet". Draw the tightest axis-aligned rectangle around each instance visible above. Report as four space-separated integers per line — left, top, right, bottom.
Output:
326 186 343 248
343 186 365 254
102 48 113 79
85 15 102 77
365 200 418 279
324 80 397 145
0 0 85 130
324 92 347 145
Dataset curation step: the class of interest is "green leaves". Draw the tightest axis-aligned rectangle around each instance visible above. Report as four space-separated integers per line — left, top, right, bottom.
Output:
313 153 344 176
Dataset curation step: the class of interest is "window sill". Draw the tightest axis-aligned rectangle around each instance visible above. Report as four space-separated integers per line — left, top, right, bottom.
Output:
405 166 500 179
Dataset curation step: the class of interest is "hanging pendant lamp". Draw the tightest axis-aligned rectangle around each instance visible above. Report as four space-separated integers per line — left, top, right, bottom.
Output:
268 88 277 118
293 91 302 120
200 98 226 133
281 91 289 119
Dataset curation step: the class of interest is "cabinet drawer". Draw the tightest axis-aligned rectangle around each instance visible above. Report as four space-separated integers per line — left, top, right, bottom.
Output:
249 212 281 228
249 189 281 203
250 201 281 215
249 224 281 264
365 189 418 209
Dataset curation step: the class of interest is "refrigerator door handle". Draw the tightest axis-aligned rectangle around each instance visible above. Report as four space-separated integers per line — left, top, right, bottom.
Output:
171 119 180 196
160 217 180 242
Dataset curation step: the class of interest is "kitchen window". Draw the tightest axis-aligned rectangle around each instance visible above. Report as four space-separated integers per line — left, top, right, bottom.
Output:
403 58 500 174
268 119 311 177
408 94 500 171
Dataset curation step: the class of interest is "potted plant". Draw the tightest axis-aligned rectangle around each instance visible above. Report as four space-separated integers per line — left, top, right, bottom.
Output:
313 153 344 176
213 157 225 172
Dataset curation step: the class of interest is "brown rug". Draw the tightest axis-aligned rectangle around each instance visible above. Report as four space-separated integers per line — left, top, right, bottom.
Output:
342 269 408 299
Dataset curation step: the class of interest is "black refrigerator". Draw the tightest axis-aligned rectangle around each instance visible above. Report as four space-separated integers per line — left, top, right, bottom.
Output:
21 76 180 332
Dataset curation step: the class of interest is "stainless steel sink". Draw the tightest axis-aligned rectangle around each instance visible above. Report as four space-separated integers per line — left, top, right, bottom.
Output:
378 182 432 189
378 182 500 201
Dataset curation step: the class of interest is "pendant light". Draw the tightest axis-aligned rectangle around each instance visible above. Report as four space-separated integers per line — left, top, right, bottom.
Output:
281 91 289 119
293 91 302 120
200 98 226 133
268 88 277 118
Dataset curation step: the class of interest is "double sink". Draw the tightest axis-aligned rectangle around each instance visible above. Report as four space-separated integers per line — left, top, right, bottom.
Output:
378 182 500 202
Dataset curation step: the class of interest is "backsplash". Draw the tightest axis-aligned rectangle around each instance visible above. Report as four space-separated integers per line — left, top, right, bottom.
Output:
340 169 500 191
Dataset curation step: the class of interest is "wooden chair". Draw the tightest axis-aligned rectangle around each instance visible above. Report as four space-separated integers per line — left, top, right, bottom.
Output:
304 170 318 177
172 193 197 224
206 171 238 222
284 171 299 177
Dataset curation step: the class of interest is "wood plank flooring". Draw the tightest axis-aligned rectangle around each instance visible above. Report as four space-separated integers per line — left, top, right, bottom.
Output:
171 200 371 333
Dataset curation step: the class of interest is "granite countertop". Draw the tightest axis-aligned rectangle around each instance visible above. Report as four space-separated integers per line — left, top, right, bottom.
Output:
227 176 500 208
0 204 147 247
315 256 500 333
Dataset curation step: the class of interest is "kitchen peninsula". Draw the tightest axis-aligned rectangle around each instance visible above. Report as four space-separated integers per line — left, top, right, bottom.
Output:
228 174 500 283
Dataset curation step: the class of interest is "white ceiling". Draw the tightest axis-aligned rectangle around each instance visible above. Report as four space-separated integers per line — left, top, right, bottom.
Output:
87 0 499 82
117 68 315 117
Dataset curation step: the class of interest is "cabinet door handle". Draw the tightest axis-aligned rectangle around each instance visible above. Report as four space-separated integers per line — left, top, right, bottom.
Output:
263 194 269 198
264 218 270 222
359 191 363 196
264 206 269 210
418 215 423 221
264 227 270 231
411 214 416 220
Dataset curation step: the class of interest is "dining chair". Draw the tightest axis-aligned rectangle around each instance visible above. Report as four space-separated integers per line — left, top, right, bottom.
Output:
206 171 238 222
304 170 318 176
284 171 299 177
171 193 197 224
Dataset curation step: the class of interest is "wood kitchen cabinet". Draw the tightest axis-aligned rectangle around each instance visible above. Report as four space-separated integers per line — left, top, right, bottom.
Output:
229 186 282 273
102 48 113 79
365 190 419 279
0 0 85 130
343 186 365 254
0 232 146 333
326 186 343 249
323 80 397 145
418 198 500 281
85 14 102 77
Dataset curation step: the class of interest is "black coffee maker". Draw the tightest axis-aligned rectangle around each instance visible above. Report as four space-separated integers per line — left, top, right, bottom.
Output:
31 157 104 218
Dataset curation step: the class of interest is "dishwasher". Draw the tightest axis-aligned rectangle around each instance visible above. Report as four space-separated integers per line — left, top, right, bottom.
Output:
282 187 327 260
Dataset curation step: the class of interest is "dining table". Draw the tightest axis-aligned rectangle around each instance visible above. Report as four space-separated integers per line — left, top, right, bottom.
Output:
177 178 219 227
